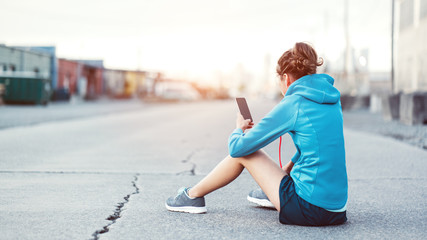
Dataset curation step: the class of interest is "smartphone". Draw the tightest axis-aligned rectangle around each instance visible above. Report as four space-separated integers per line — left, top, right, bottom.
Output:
236 97 253 122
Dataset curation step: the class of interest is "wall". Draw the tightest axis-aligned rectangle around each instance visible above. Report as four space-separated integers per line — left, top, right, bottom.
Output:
104 69 126 97
58 59 78 95
0 45 51 78
395 0 427 92
81 65 103 99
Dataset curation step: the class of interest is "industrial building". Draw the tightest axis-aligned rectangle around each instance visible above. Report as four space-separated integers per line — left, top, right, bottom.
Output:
394 0 427 92
384 0 427 125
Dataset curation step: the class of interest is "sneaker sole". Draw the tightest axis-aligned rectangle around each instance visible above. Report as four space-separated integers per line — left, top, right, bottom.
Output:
247 196 275 208
165 203 207 214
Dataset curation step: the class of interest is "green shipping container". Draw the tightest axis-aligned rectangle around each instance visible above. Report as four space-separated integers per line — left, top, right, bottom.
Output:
0 76 52 105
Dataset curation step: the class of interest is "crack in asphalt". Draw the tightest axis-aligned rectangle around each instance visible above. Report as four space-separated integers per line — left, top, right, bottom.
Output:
177 149 200 176
91 173 140 240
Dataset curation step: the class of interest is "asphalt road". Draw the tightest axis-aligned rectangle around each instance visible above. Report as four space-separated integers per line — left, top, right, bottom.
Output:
0 99 426 239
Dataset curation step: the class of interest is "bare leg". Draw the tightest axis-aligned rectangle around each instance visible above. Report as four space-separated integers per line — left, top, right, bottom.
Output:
188 150 286 211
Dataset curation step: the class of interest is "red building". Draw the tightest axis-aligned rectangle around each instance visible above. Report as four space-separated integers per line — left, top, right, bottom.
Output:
80 62 103 100
57 58 78 95
56 59 104 100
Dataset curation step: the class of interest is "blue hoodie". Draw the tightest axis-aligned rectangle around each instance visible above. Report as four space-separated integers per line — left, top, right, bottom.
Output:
228 73 348 210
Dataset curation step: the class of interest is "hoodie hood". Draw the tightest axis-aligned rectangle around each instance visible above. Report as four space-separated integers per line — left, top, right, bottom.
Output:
285 74 340 104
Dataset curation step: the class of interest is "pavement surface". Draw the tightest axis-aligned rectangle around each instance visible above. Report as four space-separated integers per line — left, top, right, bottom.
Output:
343 109 427 150
0 99 426 239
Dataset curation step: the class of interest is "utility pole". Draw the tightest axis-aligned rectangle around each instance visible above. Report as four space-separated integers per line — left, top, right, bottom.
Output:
391 0 395 93
344 0 351 85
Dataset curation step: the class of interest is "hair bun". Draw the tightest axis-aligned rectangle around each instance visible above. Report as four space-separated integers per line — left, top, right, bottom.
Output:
296 58 304 72
276 42 323 79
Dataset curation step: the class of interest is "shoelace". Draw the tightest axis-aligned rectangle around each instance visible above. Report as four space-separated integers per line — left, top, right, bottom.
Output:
175 187 187 199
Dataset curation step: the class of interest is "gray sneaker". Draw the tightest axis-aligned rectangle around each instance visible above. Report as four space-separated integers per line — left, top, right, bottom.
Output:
247 188 275 208
165 187 207 214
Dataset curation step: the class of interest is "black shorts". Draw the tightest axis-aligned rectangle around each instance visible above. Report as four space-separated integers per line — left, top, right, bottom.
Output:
279 175 347 226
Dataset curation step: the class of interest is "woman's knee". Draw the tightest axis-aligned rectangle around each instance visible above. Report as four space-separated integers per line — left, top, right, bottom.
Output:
227 154 243 164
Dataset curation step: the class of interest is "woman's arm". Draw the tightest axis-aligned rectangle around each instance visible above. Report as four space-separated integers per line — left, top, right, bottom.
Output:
228 96 301 158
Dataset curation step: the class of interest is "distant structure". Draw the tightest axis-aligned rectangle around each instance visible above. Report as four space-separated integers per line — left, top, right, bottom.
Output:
0 45 51 79
0 45 52 105
393 0 427 93
383 0 427 125
13 46 58 90
0 43 195 104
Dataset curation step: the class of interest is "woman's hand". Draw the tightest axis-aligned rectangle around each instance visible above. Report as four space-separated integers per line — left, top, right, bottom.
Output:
236 112 254 132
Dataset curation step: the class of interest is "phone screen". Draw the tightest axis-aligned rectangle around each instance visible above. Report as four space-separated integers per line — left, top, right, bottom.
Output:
236 98 253 122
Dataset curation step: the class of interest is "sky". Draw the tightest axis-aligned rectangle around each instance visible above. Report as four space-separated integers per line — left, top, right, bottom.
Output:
0 0 391 86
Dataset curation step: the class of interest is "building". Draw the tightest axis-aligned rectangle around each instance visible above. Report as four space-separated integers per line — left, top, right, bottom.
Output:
104 69 126 97
384 0 427 125
11 46 58 89
104 69 146 98
0 45 52 104
57 58 79 96
0 45 51 78
77 60 104 100
394 0 427 92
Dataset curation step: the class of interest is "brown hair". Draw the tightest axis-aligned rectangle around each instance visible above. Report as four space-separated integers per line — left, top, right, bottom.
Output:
276 42 323 80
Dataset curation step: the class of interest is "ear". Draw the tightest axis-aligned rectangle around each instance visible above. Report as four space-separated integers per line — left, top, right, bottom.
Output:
283 74 291 87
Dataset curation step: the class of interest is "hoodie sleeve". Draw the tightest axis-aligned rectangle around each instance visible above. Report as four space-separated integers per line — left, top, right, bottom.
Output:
291 150 301 163
228 96 300 158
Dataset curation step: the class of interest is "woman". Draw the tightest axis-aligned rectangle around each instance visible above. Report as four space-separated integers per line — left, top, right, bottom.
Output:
165 42 348 226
